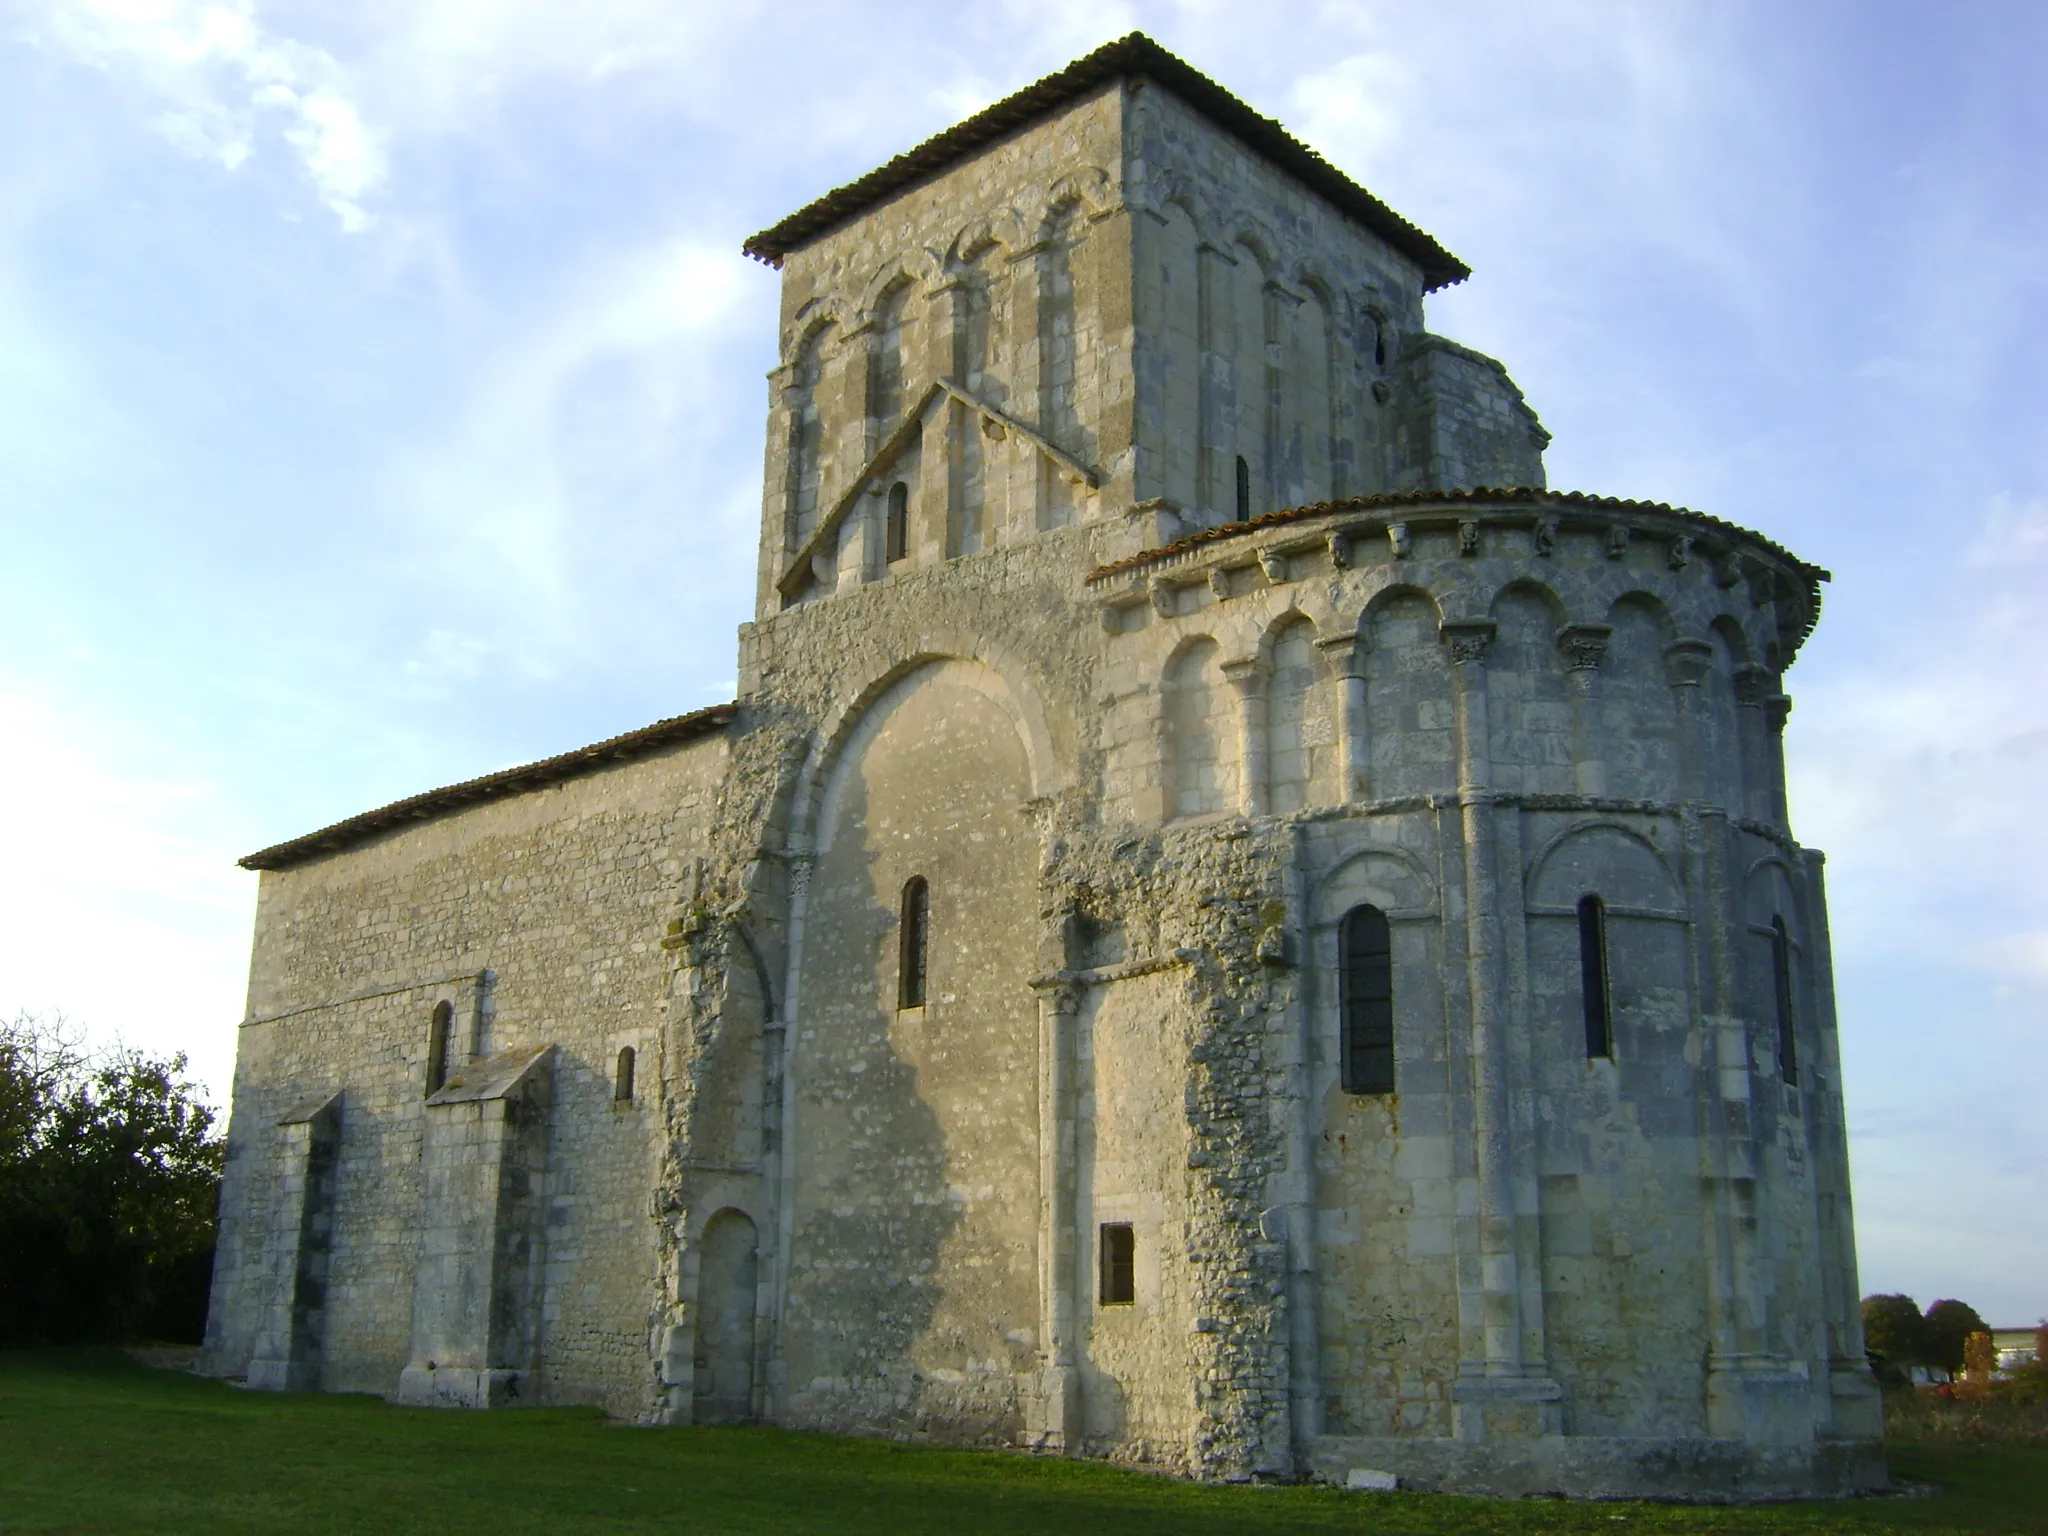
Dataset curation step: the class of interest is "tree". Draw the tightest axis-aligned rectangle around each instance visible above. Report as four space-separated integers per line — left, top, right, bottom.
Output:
1862 1293 1926 1373
1922 1298 1991 1379
0 1012 224 1345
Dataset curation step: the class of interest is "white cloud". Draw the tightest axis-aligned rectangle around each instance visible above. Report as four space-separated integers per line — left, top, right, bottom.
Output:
30 0 387 229
0 683 254 1105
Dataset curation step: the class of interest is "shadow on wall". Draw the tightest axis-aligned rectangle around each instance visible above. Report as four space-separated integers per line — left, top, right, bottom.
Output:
786 763 959 1432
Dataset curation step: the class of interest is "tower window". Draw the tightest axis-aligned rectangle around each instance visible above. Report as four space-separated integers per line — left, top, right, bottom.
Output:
1770 916 1798 1085
1099 1223 1135 1306
885 482 908 564
614 1046 636 1103
898 876 930 1009
1339 904 1394 1094
1235 454 1252 522
1578 895 1612 1060
425 1000 455 1096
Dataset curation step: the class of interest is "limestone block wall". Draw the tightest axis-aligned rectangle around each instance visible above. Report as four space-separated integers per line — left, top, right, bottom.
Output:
1391 334 1550 494
758 83 1131 616
1126 84 1429 523
206 736 728 1417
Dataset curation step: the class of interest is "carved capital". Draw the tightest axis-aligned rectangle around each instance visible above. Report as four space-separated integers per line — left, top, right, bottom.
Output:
1664 639 1714 688
1388 522 1412 559
1556 623 1614 672
1733 663 1773 706
1314 632 1369 678
1765 693 1793 733
1605 524 1631 561
1458 520 1481 557
1439 620 1496 667
1219 656 1267 694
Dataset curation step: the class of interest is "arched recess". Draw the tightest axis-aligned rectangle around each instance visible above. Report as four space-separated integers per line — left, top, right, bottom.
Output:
1291 272 1339 503
1743 855 1805 1079
784 320 837 553
693 1208 759 1423
790 642 1062 854
1488 579 1573 797
1263 612 1328 814
867 276 915 436
1308 843 1454 1438
1361 583 1452 799
779 655 1043 1435
1163 636 1231 819
1152 196 1203 513
1526 821 1688 1064
1601 593 1680 802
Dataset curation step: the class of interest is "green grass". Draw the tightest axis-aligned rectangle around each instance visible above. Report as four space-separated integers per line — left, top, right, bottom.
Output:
1 1351 2044 1535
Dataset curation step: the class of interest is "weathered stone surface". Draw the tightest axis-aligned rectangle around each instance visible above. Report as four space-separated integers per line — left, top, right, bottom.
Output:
202 38 1882 1499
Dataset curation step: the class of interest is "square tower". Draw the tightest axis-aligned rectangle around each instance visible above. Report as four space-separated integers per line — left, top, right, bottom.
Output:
744 35 1541 619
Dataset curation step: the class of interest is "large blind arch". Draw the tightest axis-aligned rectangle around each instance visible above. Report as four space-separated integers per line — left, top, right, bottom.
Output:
1338 903 1395 1094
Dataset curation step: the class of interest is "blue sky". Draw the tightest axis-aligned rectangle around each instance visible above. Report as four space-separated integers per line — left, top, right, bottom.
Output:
2 1 2042 1324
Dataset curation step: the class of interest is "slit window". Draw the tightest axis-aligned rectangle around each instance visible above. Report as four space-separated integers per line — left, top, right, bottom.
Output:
1578 895 1613 1059
1339 904 1395 1094
885 482 908 564
1235 454 1252 522
898 876 930 1009
1770 916 1798 1085
614 1046 636 1103
1099 1223 1135 1306
425 1000 455 1096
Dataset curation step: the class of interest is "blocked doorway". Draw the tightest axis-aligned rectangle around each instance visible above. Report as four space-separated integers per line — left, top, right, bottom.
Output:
693 1209 758 1422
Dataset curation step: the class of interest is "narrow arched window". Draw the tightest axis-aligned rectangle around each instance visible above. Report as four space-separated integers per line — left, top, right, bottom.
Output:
1235 454 1252 522
885 482 909 564
1578 895 1612 1059
614 1046 636 1103
1339 904 1394 1094
1770 916 1798 1084
425 1000 455 1096
899 876 930 1009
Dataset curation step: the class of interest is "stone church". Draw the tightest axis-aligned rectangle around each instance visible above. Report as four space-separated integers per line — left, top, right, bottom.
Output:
202 34 1885 1498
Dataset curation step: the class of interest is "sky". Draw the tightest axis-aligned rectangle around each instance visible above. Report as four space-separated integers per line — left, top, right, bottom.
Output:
1 0 2042 1324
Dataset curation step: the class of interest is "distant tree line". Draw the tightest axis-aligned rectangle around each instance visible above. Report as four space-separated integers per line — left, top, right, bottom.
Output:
1864 1292 2048 1407
0 1011 223 1345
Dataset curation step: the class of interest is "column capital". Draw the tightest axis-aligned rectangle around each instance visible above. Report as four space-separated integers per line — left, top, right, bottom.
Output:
1220 655 1268 692
1314 631 1370 678
1664 638 1714 688
1556 623 1614 672
1764 693 1793 733
1439 620 1496 668
1733 663 1773 706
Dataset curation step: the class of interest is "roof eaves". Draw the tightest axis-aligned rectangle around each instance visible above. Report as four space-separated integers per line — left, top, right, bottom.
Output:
239 702 738 872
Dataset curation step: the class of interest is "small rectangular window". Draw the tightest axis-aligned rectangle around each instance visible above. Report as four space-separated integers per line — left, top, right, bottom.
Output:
1099 1223 1135 1307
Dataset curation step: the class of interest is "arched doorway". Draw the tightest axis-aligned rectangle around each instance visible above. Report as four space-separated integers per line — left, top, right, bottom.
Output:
693 1209 758 1422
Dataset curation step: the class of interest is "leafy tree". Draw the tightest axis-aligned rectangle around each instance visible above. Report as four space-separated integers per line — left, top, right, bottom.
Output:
0 1011 223 1345
1922 1298 1991 1378
1862 1293 1926 1372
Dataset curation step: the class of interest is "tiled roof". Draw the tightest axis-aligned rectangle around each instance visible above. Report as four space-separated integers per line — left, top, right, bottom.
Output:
741 33 1469 292
239 703 737 872
1086 487 1829 651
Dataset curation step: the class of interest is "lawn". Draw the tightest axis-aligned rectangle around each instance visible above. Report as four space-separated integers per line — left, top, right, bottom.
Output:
1 1351 2043 1535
